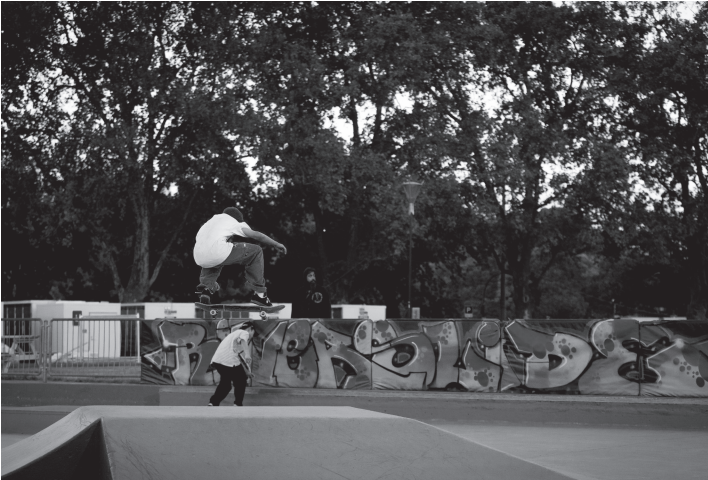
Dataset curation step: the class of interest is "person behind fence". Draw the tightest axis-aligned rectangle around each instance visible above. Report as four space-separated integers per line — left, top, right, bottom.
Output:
291 267 332 318
193 206 287 306
207 322 255 407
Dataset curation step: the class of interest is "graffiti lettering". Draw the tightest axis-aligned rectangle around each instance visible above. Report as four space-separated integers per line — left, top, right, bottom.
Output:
457 321 502 392
140 318 707 396
372 327 436 390
311 321 371 389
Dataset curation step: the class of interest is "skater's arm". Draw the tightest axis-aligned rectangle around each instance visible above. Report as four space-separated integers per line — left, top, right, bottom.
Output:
242 227 287 254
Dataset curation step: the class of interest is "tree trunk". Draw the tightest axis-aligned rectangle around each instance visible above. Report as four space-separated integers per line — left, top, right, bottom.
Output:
122 186 151 303
686 229 708 321
511 272 531 320
309 194 329 285
345 196 362 278
679 169 707 321
507 226 535 320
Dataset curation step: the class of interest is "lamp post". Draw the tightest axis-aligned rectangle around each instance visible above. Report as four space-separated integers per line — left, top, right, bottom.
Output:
499 182 507 323
402 181 422 318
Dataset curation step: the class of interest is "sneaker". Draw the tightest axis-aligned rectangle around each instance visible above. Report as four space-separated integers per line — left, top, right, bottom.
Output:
207 403 214 406
196 284 220 304
250 292 272 307
195 283 220 295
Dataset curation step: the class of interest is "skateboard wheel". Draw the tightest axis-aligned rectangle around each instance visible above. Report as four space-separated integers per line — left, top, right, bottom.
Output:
210 309 217 316
259 311 267 319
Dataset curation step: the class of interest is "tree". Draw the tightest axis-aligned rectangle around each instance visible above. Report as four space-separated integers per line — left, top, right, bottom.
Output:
398 2 638 318
616 2 708 319
6 2 699 321
3 2 257 301
245 3 452 314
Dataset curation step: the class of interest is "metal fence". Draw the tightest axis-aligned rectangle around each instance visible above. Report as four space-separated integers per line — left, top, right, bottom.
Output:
1 318 45 379
1 316 141 382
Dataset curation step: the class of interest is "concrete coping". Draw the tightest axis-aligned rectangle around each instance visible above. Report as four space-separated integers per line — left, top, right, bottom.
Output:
163 386 708 405
3 380 707 406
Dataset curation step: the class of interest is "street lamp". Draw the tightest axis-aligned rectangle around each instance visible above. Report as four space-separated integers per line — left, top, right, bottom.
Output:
402 181 422 318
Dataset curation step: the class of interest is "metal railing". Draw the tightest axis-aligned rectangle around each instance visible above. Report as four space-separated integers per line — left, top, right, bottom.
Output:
1 318 45 380
2 316 141 382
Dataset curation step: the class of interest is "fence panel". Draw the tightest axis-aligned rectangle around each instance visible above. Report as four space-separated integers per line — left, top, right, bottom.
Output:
369 319 503 391
638 320 708 397
1 318 45 379
141 318 376 387
47 316 141 380
498 318 642 395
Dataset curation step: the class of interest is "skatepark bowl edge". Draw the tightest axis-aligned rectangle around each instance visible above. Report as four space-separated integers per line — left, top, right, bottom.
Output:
2 381 708 480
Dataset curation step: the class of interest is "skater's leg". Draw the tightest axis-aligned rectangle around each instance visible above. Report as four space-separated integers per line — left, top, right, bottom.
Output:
232 364 249 406
209 363 234 406
225 243 267 294
198 266 223 293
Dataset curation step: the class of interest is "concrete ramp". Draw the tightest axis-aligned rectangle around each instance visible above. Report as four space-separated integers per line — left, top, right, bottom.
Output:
2 406 574 480
1 407 107 480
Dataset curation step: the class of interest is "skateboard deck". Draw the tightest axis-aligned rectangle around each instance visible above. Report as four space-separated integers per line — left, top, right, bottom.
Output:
195 302 285 319
237 352 253 376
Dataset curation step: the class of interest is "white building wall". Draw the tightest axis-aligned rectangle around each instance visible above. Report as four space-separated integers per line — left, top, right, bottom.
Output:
331 305 387 320
33 301 122 360
121 302 197 319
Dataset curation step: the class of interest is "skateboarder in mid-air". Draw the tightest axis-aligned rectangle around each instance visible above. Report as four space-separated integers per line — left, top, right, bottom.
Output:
207 322 255 406
193 207 286 306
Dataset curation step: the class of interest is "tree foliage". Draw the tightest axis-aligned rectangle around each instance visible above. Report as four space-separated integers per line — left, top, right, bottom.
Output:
3 1 706 320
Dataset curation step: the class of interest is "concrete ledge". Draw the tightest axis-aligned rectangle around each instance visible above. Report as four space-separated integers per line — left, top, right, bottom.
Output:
159 385 708 405
226 386 708 404
161 386 708 430
5 380 706 406
4 381 707 432
1 406 78 434
1 381 160 407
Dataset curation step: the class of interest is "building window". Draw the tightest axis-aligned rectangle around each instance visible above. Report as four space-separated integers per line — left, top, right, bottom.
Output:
2 304 32 336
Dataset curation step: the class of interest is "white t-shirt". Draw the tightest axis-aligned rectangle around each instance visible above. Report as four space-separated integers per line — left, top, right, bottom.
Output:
193 214 251 268
211 329 251 368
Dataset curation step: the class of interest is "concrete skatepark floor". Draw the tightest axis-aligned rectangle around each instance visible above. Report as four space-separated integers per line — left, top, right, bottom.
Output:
3 414 707 480
2 383 707 480
2 435 28 449
429 424 707 480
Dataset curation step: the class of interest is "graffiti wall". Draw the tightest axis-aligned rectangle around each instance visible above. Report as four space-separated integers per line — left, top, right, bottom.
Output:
638 321 708 396
500 319 639 395
141 318 222 385
140 318 708 396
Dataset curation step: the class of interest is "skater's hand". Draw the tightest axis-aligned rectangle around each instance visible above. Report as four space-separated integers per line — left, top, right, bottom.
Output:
275 243 287 254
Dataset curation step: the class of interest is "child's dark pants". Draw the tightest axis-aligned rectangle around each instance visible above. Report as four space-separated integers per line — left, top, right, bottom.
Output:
209 362 248 406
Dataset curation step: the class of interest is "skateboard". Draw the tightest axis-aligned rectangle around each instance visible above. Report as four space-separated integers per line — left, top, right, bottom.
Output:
195 302 285 319
237 352 253 377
